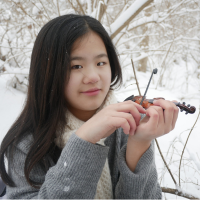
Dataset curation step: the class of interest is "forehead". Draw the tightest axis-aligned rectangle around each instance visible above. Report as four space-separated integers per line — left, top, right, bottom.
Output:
70 31 107 56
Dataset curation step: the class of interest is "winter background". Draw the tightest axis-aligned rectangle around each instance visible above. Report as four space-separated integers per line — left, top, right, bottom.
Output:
0 0 200 199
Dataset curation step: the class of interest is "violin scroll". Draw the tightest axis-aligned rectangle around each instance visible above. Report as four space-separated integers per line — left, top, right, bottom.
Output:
173 102 196 114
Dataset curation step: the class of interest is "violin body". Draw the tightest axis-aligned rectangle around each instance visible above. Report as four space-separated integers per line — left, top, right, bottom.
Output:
124 95 196 115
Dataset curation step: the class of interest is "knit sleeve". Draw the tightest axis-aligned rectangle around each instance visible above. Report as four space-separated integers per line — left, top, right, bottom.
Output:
115 138 162 199
6 132 109 199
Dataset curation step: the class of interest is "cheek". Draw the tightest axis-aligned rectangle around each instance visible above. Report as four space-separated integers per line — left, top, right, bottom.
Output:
65 74 80 100
102 67 112 85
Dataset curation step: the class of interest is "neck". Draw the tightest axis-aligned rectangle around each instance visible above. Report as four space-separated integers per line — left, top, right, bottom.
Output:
68 107 98 122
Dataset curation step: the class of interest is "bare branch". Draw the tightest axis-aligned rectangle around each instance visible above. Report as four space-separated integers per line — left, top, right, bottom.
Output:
11 0 40 27
156 41 174 88
131 59 141 96
76 0 85 15
0 72 28 76
68 0 77 13
155 139 177 185
179 106 200 186
87 0 92 15
30 1 46 24
0 45 32 49
158 0 192 23
38 0 51 20
8 40 20 68
57 0 60 16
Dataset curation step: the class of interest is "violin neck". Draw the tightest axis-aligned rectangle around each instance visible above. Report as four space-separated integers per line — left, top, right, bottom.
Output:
147 99 195 114
148 99 180 106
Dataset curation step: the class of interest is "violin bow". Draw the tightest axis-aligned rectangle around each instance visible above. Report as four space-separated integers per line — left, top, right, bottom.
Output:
139 68 157 105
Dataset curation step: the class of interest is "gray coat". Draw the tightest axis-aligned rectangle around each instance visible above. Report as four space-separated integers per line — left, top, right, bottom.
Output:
7 128 162 199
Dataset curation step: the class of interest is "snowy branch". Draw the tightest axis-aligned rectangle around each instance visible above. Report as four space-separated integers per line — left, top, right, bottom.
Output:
161 187 199 199
96 1 104 22
110 0 153 39
128 13 159 32
87 0 92 15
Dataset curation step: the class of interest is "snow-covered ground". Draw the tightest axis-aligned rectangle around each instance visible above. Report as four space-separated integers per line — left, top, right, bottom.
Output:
0 60 200 198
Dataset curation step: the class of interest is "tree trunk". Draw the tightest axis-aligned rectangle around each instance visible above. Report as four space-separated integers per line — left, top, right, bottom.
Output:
138 26 149 72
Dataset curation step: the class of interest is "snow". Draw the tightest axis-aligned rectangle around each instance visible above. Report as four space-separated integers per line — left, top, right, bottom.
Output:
110 0 151 34
87 0 92 15
0 76 26 143
127 13 159 31
32 3 43 16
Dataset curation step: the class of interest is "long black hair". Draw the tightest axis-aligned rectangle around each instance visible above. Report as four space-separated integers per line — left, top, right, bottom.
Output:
0 14 122 188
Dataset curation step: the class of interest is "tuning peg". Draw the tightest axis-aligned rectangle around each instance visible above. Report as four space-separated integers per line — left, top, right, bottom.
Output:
183 102 185 105
187 104 190 107
181 109 184 112
185 111 188 115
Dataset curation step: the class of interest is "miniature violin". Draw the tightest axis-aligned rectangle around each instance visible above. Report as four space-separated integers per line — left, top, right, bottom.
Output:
124 68 196 115
124 95 196 114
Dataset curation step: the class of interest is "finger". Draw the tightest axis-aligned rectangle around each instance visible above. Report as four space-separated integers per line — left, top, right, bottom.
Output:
145 106 160 131
116 101 146 125
153 99 176 133
172 100 179 129
118 100 146 114
153 99 177 111
110 116 131 135
112 112 137 135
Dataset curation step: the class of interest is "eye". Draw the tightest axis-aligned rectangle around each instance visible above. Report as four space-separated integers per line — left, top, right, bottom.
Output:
97 62 105 66
71 65 82 69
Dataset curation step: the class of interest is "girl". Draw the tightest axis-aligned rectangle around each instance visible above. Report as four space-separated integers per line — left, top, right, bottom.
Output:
0 14 179 199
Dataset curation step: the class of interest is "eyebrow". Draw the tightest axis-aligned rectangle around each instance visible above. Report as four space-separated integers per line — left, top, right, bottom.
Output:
70 53 108 61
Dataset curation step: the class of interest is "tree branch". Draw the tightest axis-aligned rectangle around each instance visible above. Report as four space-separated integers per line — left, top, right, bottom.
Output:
131 59 141 96
68 0 77 13
161 187 199 199
76 0 85 15
110 0 153 39
96 1 105 22
38 0 51 20
11 0 40 27
155 139 177 185
57 0 60 16
179 106 200 186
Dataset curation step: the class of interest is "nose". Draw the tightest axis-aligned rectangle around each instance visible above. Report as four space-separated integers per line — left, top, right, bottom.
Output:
82 68 100 84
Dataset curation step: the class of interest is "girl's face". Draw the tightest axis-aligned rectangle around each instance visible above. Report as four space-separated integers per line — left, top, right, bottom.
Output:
65 31 112 121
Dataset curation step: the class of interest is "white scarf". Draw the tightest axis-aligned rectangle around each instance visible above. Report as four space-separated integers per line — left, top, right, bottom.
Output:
55 90 118 199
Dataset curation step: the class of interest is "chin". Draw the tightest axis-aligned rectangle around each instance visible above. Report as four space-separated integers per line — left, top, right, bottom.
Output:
84 104 101 111
82 101 103 111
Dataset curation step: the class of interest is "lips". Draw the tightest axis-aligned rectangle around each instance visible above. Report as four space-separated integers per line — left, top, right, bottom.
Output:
82 88 100 93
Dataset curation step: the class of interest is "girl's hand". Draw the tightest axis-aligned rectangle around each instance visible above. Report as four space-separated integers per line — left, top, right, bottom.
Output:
129 99 179 143
75 100 146 144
